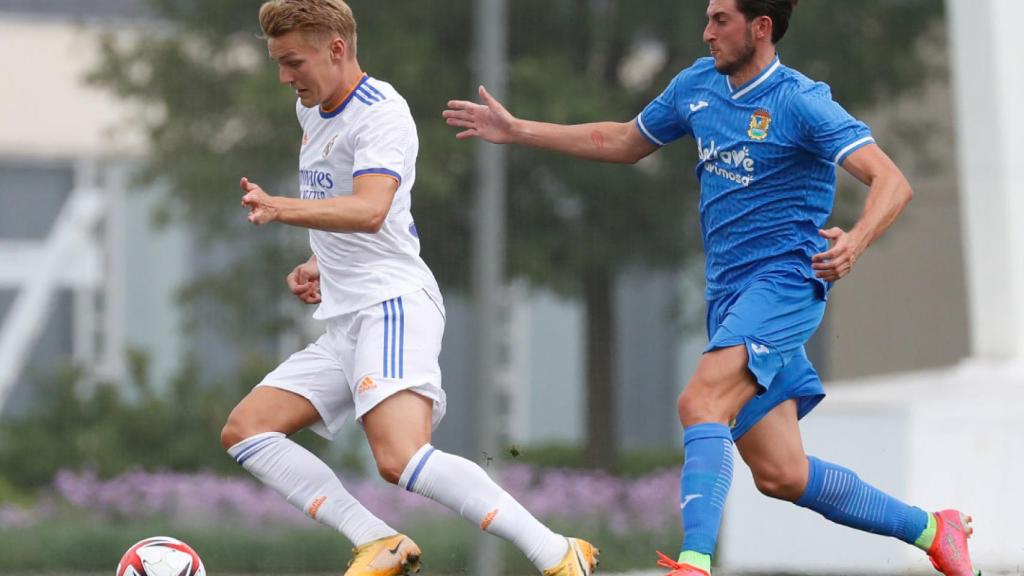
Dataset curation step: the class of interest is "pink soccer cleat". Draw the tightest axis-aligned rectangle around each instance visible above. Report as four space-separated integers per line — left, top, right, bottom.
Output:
927 510 981 576
655 551 710 576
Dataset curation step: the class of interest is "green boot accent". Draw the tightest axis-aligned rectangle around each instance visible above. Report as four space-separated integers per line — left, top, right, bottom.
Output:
914 512 938 551
677 550 711 574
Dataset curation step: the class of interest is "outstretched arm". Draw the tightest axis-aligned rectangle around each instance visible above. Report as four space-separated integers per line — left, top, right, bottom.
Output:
812 143 913 282
240 174 397 233
443 85 658 165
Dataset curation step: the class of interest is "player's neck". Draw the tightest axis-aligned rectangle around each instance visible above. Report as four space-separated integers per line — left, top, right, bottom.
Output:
320 61 365 113
728 48 777 90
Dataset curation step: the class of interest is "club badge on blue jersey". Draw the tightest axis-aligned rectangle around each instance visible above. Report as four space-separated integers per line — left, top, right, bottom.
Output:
748 109 772 141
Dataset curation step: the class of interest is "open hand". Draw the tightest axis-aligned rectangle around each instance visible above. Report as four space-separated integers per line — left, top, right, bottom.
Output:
443 85 516 143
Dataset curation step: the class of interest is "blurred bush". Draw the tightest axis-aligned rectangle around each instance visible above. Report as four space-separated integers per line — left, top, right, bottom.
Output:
0 465 682 573
0 348 685 494
507 442 682 477
0 351 343 492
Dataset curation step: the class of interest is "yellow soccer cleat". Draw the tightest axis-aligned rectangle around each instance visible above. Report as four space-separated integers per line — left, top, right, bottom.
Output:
543 537 600 576
344 534 422 576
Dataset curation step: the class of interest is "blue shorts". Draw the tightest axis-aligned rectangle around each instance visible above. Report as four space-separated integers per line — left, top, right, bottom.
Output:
705 269 827 440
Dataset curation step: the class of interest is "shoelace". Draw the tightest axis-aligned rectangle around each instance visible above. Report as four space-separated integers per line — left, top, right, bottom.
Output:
656 551 708 575
656 550 684 570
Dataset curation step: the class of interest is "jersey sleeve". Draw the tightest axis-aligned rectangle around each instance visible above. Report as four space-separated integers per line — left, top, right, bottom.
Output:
636 70 692 147
792 83 874 164
351 101 413 185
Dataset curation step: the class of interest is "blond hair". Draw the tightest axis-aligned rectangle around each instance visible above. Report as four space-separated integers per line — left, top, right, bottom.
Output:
259 0 358 56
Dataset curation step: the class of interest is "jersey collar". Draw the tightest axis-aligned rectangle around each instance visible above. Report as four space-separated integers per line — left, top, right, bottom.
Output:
320 73 369 119
726 55 781 101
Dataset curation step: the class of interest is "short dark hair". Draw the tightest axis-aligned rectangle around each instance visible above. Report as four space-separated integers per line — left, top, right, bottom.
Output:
734 0 799 44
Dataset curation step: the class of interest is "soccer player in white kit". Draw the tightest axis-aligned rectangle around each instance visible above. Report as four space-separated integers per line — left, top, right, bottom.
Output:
219 2 599 575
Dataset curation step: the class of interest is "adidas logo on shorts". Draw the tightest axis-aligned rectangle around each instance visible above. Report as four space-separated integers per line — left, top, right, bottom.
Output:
357 376 377 394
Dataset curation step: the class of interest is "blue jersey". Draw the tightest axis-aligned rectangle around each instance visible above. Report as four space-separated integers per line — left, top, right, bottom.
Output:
637 56 874 300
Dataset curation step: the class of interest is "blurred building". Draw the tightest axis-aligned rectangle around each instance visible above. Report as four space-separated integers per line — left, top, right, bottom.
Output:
0 0 193 413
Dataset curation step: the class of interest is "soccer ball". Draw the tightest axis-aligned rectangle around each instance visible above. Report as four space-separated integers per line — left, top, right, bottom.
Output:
116 536 206 576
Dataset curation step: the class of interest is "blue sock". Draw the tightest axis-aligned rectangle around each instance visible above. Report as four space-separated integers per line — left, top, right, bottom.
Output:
680 423 734 556
796 456 929 545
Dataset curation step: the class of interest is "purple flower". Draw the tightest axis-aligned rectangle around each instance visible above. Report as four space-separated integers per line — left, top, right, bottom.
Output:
0 504 35 528
45 465 680 535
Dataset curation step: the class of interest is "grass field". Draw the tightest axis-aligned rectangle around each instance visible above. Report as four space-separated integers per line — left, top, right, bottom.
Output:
6 565 1015 569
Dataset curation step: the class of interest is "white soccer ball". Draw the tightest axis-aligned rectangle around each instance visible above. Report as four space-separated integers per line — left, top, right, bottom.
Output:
116 536 206 576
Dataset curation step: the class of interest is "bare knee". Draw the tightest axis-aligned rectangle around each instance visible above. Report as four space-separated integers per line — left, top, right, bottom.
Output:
368 440 427 486
220 388 321 451
220 409 256 450
678 348 758 428
677 379 737 427
363 391 434 485
752 465 808 501
220 405 279 450
677 388 704 426
374 453 411 485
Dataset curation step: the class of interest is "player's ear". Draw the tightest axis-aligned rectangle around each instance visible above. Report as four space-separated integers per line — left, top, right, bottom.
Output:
328 36 347 61
756 15 772 41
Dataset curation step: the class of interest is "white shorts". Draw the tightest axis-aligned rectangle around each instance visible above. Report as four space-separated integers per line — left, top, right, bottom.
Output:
257 289 447 439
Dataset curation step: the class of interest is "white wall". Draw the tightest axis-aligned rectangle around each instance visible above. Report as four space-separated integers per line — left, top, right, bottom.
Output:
949 0 1024 359
0 16 188 399
0 17 147 159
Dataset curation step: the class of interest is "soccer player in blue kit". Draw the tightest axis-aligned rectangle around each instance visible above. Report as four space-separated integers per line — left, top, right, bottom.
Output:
444 0 980 575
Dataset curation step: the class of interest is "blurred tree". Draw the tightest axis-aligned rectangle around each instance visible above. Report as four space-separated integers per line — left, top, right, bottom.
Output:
91 0 943 471
0 349 363 490
0 353 263 488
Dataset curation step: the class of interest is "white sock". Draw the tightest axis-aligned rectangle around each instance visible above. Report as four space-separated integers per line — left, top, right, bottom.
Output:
398 444 569 571
228 432 396 546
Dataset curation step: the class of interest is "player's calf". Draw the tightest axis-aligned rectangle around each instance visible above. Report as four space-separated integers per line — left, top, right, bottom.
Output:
397 443 580 573
227 431 399 546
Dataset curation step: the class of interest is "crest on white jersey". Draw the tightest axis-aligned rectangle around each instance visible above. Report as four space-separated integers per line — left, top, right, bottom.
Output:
323 134 339 159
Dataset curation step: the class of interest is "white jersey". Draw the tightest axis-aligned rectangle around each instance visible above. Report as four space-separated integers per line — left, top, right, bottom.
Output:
296 74 443 319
